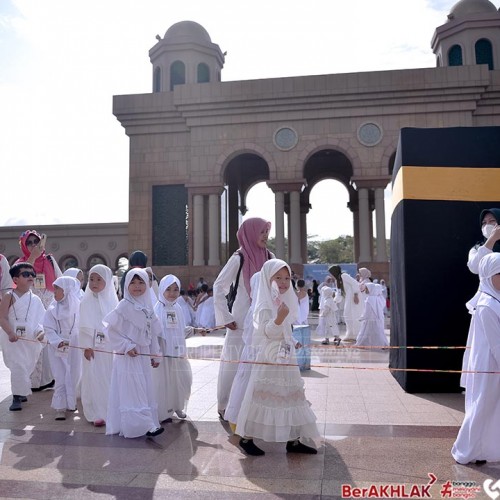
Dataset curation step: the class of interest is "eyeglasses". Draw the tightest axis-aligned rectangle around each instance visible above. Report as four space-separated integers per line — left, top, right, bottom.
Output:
20 271 36 278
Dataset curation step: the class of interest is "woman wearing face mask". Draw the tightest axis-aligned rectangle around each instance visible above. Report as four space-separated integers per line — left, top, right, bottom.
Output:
461 208 500 389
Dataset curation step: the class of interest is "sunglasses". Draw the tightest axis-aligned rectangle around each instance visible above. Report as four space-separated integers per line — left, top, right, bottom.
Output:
26 239 40 246
20 271 36 278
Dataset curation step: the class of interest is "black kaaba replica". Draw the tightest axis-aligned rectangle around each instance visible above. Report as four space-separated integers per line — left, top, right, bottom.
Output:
390 126 500 393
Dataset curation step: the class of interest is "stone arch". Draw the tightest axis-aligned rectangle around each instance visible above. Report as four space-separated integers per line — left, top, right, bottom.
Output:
214 142 277 181
381 142 398 176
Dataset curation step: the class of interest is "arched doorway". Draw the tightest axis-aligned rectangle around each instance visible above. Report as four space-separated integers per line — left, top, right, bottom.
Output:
222 153 270 258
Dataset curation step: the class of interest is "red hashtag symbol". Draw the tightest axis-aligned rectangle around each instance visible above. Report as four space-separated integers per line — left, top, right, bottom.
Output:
440 480 453 498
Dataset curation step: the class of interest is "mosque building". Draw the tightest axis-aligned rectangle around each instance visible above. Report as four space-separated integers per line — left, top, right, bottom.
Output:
1 0 499 285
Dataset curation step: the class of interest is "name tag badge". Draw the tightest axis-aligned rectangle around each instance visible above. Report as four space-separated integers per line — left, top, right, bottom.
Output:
277 340 292 363
95 331 105 345
166 311 178 327
15 321 27 338
34 274 46 290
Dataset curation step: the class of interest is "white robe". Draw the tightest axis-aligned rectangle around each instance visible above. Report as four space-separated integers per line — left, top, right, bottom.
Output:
341 273 364 341
452 293 500 464
461 244 493 388
213 253 251 411
315 296 340 338
0 291 44 395
152 299 193 422
355 284 388 348
197 296 216 328
79 300 115 423
104 300 162 438
44 310 81 411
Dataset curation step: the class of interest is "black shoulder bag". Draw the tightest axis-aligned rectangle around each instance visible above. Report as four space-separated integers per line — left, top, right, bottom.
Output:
226 252 244 313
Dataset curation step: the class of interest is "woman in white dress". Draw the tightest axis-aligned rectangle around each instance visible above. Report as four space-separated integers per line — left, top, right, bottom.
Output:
452 252 500 465
213 217 273 420
329 265 364 342
355 283 388 348
236 259 319 456
461 208 500 389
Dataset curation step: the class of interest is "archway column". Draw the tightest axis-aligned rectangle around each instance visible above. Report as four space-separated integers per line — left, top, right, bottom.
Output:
208 193 221 266
357 187 372 262
192 194 205 266
374 187 388 262
268 180 305 263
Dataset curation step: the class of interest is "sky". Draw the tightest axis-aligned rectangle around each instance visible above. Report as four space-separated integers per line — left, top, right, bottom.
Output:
0 0 469 240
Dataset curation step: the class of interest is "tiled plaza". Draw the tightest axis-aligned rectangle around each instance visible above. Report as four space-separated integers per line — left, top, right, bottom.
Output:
0 315 498 499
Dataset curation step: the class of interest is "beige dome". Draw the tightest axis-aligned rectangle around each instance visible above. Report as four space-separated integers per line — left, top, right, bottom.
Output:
163 21 212 44
448 0 499 20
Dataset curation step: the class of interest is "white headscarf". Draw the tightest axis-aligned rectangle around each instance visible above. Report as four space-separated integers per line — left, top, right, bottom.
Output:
80 264 119 329
359 267 372 281
253 259 299 333
50 276 81 320
155 274 181 331
478 253 500 315
124 268 155 313
63 267 82 280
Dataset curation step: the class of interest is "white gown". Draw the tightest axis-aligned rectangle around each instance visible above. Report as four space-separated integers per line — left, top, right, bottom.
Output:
355 283 388 348
104 300 162 438
0 290 44 395
152 298 193 422
341 273 364 341
452 292 500 464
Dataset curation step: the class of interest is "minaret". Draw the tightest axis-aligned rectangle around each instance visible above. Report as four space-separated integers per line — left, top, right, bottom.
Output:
149 20 225 92
431 0 500 69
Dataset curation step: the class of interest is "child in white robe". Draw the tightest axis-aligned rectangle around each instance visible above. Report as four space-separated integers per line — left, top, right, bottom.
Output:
0 263 45 411
197 288 216 329
43 276 82 420
63 268 85 300
153 275 204 422
317 287 341 345
79 265 118 427
236 259 319 456
178 290 194 326
452 252 500 465
355 283 388 348
104 269 164 438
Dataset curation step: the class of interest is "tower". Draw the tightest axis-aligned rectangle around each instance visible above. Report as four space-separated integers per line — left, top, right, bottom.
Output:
149 20 225 92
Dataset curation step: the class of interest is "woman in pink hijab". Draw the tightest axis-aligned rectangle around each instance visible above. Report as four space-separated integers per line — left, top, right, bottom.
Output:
213 217 272 420
16 229 63 391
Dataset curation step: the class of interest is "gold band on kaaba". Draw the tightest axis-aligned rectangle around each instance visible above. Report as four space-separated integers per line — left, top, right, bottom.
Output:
393 166 500 210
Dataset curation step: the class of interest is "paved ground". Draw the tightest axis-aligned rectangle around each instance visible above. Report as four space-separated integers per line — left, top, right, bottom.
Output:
0 314 499 499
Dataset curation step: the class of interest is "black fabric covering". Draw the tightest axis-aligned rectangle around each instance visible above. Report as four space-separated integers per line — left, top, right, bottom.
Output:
390 127 500 393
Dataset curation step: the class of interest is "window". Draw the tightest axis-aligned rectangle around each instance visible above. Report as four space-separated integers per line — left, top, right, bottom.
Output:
475 38 494 70
87 254 107 269
197 63 210 83
154 67 161 92
170 61 185 90
60 255 79 272
448 45 463 66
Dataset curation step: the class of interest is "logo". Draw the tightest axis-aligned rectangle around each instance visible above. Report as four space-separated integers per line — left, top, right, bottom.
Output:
484 479 500 500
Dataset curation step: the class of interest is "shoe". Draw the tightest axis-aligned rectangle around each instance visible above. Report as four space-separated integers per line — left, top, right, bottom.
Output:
333 337 341 346
175 410 187 419
9 396 22 411
55 411 66 421
218 409 227 421
475 460 487 466
321 338 330 345
239 438 265 456
94 419 105 427
67 408 77 412
146 427 164 437
39 380 55 391
20 396 28 402
286 440 317 454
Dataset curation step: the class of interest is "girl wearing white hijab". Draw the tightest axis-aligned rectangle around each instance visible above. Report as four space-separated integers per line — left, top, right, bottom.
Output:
236 259 319 456
79 265 118 427
152 274 203 422
43 276 82 420
104 269 163 438
452 252 500 465
355 283 388 348
63 267 85 300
